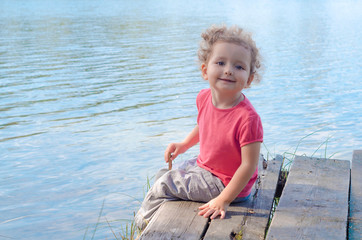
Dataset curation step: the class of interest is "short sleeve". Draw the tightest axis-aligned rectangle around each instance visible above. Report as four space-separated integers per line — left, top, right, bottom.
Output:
196 89 210 125
196 89 209 111
196 91 202 112
238 115 263 147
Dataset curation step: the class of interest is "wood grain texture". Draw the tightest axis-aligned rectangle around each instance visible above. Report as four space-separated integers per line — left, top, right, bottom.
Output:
139 201 207 240
266 156 350 240
349 150 362 239
204 155 283 240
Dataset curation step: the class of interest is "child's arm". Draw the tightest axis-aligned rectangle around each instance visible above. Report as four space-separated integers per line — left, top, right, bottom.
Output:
198 141 261 219
164 125 199 163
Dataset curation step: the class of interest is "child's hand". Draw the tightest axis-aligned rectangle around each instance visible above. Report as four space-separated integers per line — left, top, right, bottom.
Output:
198 197 230 219
164 125 199 164
164 142 188 162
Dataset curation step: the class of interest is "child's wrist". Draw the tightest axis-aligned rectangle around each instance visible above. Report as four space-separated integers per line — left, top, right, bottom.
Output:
217 194 233 205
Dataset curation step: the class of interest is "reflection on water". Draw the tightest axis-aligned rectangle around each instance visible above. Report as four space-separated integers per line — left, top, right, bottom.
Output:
1 0 361 239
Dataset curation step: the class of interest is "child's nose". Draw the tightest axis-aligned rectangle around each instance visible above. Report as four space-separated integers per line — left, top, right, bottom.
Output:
224 67 232 76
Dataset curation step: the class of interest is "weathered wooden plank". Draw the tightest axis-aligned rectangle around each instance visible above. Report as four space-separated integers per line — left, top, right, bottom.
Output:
349 150 362 239
204 155 283 240
139 201 207 240
266 156 350 240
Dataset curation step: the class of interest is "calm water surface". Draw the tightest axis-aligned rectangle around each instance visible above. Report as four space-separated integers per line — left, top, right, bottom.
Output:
1 0 361 239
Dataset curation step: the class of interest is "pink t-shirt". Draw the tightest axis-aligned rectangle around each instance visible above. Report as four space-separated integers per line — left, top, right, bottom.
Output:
196 89 263 197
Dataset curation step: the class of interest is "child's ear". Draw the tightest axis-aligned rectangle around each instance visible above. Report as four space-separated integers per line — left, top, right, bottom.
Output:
201 63 208 80
246 73 254 87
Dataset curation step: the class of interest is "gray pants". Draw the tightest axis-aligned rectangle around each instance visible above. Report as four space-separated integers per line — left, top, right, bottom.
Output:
134 157 225 229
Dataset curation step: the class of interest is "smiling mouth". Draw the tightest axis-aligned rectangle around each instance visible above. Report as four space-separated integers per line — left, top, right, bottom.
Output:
219 78 235 83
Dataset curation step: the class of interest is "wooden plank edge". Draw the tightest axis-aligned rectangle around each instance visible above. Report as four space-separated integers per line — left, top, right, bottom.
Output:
348 150 362 239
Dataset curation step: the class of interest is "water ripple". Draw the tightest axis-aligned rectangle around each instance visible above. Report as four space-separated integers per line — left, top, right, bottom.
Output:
0 0 361 239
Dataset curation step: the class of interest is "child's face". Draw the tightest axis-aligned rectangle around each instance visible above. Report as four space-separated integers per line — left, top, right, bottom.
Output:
201 41 254 95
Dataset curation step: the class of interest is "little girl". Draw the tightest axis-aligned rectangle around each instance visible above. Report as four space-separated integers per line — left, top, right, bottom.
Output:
134 24 263 229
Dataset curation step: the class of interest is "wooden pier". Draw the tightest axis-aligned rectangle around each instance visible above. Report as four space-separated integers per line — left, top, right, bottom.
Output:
138 150 361 240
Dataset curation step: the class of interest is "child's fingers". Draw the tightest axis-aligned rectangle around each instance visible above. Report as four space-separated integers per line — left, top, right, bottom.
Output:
198 206 210 216
171 146 182 160
199 204 226 219
198 208 206 216
164 144 175 162
164 150 169 162
199 208 225 220
220 210 226 219
198 208 212 218
198 206 216 218
198 203 209 210
210 210 221 219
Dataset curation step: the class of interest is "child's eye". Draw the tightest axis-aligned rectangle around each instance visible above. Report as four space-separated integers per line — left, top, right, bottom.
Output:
236 65 244 70
216 61 225 66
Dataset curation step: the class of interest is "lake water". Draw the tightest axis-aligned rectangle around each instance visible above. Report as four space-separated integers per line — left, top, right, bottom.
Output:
1 0 361 239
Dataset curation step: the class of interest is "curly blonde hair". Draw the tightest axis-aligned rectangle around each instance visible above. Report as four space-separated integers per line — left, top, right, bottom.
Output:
198 25 262 84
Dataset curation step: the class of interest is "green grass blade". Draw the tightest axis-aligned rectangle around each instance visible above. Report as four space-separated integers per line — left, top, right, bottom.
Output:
91 199 105 240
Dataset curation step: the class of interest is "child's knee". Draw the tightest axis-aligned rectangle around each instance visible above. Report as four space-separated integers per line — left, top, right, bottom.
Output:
154 168 168 181
152 172 178 197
